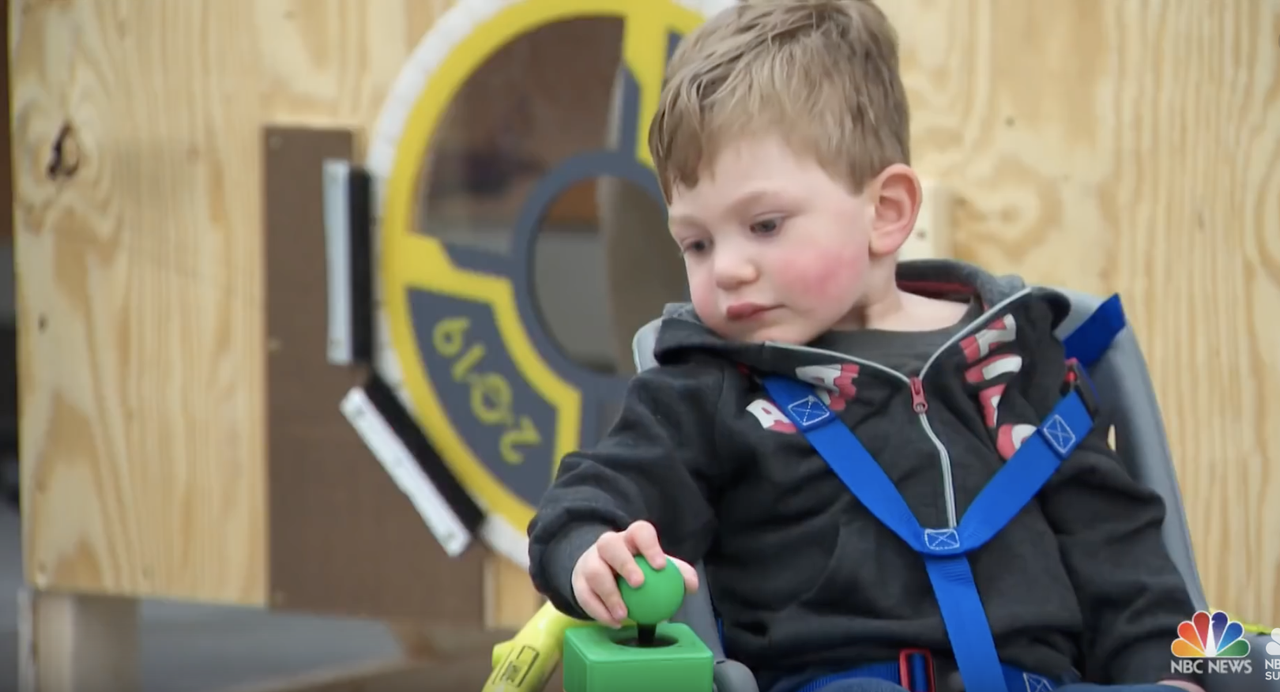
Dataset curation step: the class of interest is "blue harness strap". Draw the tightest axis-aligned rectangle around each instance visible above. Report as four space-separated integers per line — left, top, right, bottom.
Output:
1061 293 1126 369
762 295 1126 692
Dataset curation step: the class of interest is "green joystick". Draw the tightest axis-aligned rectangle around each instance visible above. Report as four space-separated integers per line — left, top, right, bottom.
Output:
618 555 685 646
562 555 714 692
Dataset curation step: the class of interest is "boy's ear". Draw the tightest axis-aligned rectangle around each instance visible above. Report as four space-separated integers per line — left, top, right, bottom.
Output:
866 164 921 258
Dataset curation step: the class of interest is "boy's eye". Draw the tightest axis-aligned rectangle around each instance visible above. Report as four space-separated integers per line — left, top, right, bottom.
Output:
681 239 710 255
750 218 780 235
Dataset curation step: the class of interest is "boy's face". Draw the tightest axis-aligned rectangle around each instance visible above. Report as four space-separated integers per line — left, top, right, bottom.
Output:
667 135 877 345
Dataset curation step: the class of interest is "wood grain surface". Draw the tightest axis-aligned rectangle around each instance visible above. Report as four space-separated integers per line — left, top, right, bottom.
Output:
13 0 275 604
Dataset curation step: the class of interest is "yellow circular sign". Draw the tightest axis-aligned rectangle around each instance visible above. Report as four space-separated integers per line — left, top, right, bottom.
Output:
368 0 731 565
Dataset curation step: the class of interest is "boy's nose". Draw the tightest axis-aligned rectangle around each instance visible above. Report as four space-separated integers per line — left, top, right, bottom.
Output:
713 255 758 290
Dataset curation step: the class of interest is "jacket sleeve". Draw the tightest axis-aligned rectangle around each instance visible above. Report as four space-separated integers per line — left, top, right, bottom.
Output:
526 361 728 620
1022 305 1200 685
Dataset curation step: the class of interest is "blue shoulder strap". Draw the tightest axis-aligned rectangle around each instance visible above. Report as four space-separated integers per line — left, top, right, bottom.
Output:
1061 293 1126 368
761 294 1126 692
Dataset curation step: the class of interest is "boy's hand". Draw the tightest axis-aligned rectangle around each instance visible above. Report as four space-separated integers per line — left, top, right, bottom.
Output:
1157 682 1205 692
571 520 699 628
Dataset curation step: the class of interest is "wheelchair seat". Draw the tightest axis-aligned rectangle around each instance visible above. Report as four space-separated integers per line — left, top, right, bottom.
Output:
630 287 1274 692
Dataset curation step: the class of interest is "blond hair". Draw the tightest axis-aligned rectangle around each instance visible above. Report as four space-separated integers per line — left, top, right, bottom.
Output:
648 0 910 200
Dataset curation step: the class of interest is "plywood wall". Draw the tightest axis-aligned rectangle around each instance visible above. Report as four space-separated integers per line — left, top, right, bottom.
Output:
11 0 455 605
12 0 1279 629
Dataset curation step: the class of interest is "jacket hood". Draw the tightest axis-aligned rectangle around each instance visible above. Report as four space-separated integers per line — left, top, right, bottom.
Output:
651 258 1072 374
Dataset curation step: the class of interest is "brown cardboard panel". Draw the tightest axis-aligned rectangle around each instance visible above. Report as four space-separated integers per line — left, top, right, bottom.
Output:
263 125 484 624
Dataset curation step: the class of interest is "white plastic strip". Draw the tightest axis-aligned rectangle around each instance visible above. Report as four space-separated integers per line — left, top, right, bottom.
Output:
340 387 472 557
323 160 354 365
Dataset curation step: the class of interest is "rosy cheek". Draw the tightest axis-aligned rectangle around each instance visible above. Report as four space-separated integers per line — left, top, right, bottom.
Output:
688 270 721 323
772 244 865 304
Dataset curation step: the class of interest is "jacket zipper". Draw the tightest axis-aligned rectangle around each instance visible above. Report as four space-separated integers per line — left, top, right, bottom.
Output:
909 375 958 526
765 287 1033 529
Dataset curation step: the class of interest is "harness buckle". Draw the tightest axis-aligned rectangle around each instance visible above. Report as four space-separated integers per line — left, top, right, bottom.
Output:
1061 358 1099 419
898 648 937 692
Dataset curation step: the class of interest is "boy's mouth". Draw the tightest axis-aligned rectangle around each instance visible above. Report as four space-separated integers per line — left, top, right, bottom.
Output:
725 303 775 321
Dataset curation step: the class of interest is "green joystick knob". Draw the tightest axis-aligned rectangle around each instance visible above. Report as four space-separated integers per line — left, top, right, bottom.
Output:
617 555 684 625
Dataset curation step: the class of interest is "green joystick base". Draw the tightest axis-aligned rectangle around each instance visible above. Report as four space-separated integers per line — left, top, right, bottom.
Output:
562 556 714 692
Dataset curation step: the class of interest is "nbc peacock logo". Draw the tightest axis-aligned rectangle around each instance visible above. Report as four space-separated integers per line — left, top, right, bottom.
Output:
1169 610 1254 678
1173 610 1251 658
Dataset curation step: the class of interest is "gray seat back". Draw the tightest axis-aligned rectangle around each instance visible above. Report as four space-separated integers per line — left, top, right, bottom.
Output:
630 288 1209 659
1050 288 1206 607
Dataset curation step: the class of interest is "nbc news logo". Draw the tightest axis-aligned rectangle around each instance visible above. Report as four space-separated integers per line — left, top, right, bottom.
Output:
1170 611 1254 677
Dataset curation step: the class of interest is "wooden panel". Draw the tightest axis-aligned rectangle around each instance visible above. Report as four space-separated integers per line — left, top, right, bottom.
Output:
10 0 458 605
12 0 271 603
10 0 548 610
18 590 139 692
262 126 485 623
0 4 12 241
883 0 1280 624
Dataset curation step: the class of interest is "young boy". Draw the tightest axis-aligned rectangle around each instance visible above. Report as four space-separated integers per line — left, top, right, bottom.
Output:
527 2 1204 691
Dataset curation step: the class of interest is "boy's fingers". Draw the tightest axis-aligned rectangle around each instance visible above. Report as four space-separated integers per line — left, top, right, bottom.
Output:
624 521 667 569
596 532 644 588
671 558 700 593
583 563 628 624
574 582 618 628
